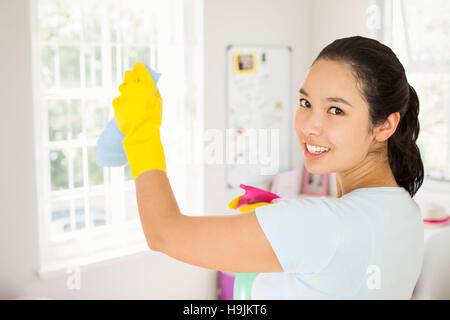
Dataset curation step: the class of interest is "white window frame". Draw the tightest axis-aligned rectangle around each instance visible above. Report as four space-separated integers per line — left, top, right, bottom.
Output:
30 0 204 278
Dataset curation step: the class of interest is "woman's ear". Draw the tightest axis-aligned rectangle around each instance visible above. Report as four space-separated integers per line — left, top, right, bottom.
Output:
374 112 401 142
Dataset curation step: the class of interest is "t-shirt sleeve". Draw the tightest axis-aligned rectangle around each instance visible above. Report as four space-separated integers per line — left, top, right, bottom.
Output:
255 197 342 274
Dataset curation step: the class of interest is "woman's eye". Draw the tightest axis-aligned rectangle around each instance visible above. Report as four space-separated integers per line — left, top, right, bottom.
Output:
299 98 310 108
298 99 344 115
330 106 344 115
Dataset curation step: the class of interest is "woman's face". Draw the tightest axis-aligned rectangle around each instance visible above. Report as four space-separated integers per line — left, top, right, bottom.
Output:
294 59 374 175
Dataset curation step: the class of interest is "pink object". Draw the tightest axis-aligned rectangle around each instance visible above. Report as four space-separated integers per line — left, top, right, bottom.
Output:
423 216 449 224
236 184 280 209
301 166 329 196
218 271 235 300
271 168 300 199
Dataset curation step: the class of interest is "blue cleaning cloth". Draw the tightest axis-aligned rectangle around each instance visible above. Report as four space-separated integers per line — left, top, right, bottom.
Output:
96 64 161 167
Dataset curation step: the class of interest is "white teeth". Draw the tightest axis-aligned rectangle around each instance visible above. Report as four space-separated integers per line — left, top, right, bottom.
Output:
306 143 329 154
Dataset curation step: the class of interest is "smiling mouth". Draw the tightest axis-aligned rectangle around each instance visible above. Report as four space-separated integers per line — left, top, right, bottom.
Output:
304 142 331 154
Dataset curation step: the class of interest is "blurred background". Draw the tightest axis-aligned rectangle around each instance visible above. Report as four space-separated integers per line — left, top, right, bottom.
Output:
0 0 449 299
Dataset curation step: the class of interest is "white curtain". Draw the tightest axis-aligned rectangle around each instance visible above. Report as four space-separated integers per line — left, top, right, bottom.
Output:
158 0 204 216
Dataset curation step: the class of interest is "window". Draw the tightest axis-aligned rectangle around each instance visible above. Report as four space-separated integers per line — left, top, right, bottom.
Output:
385 0 450 181
32 0 204 275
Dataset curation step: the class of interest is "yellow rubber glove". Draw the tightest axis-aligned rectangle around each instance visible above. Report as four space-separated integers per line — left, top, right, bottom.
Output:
112 62 166 179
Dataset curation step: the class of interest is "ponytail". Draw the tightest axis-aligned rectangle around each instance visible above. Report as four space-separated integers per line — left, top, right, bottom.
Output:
387 84 424 197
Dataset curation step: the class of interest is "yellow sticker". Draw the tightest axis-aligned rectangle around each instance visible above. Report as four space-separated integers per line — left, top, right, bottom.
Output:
275 101 282 109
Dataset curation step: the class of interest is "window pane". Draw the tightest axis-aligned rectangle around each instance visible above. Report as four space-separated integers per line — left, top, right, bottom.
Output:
38 0 58 42
85 46 102 88
59 46 81 87
89 195 107 227
124 163 133 181
74 198 86 230
125 189 138 220
123 47 151 70
403 0 450 62
73 148 84 188
69 99 82 140
50 149 69 191
107 0 120 42
39 0 82 42
82 1 102 43
120 3 152 45
88 146 104 186
41 46 56 88
409 72 450 173
86 99 109 139
48 99 68 141
111 46 119 88
50 200 71 237
110 24 119 43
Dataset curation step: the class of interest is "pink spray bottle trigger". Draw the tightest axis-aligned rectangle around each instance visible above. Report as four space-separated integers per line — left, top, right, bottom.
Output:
235 184 280 209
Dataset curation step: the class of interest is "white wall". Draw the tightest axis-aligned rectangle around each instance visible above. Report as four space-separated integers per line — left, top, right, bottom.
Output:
311 0 381 56
0 0 40 299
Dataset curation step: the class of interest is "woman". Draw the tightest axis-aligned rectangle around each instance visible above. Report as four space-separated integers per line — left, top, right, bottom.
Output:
112 35 424 299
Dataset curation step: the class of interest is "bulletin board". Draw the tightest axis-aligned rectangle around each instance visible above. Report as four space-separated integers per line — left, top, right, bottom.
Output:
226 44 292 188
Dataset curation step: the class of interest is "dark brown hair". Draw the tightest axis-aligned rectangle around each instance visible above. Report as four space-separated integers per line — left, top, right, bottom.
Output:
313 36 423 197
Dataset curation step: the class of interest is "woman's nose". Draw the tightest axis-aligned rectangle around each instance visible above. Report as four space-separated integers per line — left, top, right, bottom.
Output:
300 114 323 136
303 126 322 136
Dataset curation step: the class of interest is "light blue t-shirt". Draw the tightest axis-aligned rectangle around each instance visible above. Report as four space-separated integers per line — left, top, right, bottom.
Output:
252 186 424 299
